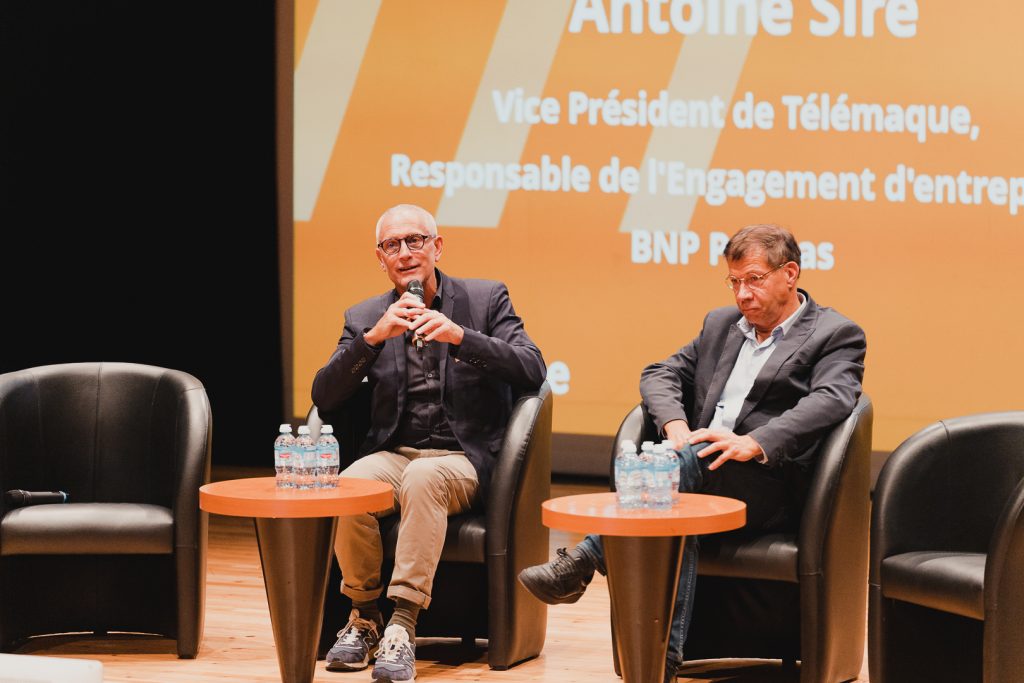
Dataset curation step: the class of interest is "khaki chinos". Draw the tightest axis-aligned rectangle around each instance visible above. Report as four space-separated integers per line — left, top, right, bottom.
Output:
333 447 478 608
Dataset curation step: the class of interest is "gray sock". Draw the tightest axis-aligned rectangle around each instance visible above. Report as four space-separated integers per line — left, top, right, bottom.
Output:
388 598 420 640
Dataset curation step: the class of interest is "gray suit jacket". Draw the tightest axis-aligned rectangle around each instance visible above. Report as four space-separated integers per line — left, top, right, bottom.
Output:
311 270 546 494
641 289 866 469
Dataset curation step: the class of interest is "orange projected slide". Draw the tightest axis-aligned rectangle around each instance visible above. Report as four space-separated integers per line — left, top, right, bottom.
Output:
293 0 1024 449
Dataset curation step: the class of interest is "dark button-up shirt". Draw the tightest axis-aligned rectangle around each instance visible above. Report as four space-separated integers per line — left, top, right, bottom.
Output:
392 278 462 451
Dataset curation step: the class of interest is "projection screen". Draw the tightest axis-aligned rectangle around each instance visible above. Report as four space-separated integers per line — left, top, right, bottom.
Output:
292 0 1024 450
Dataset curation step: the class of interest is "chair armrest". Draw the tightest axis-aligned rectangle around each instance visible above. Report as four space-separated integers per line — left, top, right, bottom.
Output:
173 383 212 550
984 476 1024 679
485 383 552 559
799 394 873 576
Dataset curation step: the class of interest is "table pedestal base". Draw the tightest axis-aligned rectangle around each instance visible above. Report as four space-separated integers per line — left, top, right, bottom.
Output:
603 534 684 683
254 517 338 683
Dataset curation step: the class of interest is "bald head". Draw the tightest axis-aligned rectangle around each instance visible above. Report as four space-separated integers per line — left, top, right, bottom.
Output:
375 204 437 243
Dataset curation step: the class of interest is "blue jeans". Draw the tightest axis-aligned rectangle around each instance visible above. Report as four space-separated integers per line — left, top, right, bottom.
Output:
576 443 712 669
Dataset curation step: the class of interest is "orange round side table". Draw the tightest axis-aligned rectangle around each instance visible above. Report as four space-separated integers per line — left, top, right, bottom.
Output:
542 492 746 683
200 477 392 683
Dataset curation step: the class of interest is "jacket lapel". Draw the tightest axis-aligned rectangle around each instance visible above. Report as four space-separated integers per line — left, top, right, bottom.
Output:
698 324 745 428
388 292 408 417
439 272 473 399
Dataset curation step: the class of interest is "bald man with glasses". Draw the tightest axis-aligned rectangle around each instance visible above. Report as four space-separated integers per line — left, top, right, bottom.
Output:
312 204 546 682
519 223 866 683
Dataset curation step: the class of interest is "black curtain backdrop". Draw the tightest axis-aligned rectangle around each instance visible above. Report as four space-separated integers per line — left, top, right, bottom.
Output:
0 1 282 466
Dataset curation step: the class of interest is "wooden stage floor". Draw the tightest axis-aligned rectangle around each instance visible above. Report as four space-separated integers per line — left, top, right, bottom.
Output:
13 471 870 682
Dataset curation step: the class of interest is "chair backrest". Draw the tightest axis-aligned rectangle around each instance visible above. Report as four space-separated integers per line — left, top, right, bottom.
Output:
873 410 1024 558
0 362 210 510
798 393 873 571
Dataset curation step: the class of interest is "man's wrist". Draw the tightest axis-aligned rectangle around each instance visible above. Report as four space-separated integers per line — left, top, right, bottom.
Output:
363 328 385 349
661 418 690 438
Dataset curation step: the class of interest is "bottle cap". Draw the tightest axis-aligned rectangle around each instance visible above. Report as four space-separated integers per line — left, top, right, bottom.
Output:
653 444 665 454
297 425 311 434
279 424 293 432
321 424 334 434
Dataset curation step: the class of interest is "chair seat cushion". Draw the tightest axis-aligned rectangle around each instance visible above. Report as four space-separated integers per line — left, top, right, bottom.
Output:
881 551 986 620
0 503 173 556
698 533 799 583
382 513 486 564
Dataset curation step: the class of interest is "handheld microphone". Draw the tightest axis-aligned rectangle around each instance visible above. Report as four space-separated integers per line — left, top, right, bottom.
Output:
407 279 426 350
5 490 70 509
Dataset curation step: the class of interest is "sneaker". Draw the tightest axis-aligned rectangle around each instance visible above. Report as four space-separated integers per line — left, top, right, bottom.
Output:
326 609 382 672
371 624 416 682
517 546 595 605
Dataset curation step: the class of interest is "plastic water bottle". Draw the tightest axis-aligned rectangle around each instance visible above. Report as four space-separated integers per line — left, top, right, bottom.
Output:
639 441 656 507
295 426 316 490
615 441 643 509
661 440 681 503
274 424 295 489
648 444 674 510
316 425 340 488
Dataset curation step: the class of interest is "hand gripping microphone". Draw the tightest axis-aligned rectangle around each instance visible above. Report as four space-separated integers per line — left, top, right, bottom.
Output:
4 489 70 509
407 279 426 350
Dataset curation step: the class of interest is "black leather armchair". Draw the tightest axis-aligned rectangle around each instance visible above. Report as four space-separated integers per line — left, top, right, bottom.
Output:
611 394 873 682
311 381 552 670
0 362 212 658
869 411 1024 683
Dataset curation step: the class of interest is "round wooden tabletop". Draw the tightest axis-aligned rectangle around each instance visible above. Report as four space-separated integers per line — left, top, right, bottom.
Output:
199 477 393 519
542 492 746 537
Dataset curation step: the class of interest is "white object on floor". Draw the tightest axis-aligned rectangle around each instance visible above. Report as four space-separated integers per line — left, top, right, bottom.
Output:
0 652 103 683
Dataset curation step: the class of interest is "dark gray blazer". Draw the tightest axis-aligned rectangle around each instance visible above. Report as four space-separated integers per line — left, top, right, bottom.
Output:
641 289 866 469
311 270 546 494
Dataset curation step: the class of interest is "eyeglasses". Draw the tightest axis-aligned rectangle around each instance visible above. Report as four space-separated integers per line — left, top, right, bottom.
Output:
377 234 435 256
725 263 787 291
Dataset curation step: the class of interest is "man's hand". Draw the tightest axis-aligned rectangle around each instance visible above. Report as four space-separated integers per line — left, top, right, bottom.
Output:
410 309 465 345
687 428 764 471
364 293 425 346
662 420 692 451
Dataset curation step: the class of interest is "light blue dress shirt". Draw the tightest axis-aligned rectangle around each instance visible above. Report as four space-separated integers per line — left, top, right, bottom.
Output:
709 293 808 435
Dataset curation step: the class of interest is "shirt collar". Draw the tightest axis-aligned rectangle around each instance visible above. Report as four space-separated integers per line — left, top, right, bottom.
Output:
736 291 807 344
